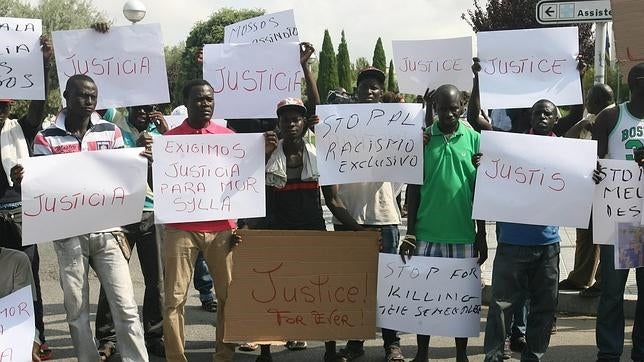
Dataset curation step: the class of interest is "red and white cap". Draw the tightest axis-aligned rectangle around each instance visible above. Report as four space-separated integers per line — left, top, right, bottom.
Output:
276 97 307 116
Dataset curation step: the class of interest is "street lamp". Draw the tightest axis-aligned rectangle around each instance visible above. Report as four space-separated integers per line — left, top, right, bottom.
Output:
123 0 146 24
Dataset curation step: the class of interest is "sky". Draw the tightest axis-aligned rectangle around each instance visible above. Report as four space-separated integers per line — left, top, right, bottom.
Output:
25 0 477 61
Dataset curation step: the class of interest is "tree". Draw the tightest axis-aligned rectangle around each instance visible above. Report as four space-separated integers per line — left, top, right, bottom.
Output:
387 59 397 92
463 0 594 62
1 0 106 116
372 37 387 73
174 7 265 107
163 42 185 112
316 29 339 102
336 30 353 92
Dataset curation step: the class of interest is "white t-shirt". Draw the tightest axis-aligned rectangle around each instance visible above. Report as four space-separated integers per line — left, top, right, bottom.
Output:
333 182 401 225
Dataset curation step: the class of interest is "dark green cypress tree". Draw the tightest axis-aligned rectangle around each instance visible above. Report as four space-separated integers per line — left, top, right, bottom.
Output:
336 30 353 91
316 29 340 102
387 59 397 92
372 37 387 72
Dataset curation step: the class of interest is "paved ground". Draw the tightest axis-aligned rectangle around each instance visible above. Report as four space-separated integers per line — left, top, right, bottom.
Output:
34 204 638 361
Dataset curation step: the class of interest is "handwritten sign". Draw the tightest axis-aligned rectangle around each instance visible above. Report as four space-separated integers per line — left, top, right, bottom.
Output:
616 223 644 269
203 42 301 119
315 103 424 186
472 131 596 228
0 286 35 362
377 254 481 337
224 230 379 342
21 148 147 244
611 0 644 77
224 10 298 44
477 27 582 109
0 17 44 100
152 134 265 223
52 23 169 109
593 159 644 244
392 37 473 95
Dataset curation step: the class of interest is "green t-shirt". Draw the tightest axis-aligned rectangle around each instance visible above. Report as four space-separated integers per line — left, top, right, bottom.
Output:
416 121 480 244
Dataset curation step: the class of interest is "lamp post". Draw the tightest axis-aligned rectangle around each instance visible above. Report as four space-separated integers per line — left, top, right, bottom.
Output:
123 0 146 24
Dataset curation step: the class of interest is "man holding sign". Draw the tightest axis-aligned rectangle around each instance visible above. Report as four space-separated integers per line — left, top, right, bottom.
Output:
0 247 39 361
400 84 487 362
26 74 149 361
0 34 53 361
592 62 644 362
159 79 277 362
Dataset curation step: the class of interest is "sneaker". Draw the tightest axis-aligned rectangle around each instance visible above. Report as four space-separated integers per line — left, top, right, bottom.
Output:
558 279 585 291
509 336 526 352
502 339 511 359
201 298 217 313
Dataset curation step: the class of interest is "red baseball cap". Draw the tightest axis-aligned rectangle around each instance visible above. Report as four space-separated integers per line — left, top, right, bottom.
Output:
276 97 307 116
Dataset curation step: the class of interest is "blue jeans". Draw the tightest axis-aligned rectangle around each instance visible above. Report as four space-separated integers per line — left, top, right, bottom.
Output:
484 243 559 362
596 245 644 361
194 251 215 302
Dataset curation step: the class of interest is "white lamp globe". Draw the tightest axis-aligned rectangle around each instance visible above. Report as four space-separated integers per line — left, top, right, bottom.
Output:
123 0 146 24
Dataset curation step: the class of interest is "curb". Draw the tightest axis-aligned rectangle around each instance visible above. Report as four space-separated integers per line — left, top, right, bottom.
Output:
482 285 638 318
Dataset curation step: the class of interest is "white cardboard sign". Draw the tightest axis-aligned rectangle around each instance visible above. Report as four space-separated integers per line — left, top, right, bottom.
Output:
21 148 147 244
52 23 170 109
477 27 582 109
377 254 481 338
224 10 299 44
593 159 644 244
472 131 596 228
203 42 301 119
0 286 35 362
152 134 266 223
315 103 424 186
392 37 473 95
0 17 45 100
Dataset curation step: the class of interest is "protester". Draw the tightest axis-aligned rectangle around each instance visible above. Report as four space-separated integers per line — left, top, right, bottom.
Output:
0 247 41 361
467 58 562 362
24 73 149 361
400 84 487 362
559 84 615 298
592 62 644 362
159 78 276 362
95 103 168 358
321 66 405 362
0 34 52 361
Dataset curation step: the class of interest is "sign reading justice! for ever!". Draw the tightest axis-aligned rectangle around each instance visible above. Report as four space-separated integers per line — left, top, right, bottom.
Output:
315 103 424 186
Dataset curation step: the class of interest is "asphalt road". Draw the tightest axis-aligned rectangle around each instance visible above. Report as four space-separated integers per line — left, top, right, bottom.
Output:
33 241 637 362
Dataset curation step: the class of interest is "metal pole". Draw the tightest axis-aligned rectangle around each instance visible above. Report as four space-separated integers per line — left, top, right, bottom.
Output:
594 21 607 84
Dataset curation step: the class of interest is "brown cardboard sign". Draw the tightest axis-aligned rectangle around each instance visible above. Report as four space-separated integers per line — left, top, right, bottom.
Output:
611 0 644 76
224 230 379 342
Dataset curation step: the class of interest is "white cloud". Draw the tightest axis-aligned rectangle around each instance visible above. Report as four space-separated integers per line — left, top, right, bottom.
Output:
27 0 477 62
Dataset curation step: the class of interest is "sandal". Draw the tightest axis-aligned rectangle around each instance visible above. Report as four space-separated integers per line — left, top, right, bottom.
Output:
239 342 259 351
39 342 52 361
385 346 405 362
98 341 116 361
285 340 307 351
338 347 365 360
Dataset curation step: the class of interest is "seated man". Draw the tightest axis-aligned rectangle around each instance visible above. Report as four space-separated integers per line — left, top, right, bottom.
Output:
0 246 42 361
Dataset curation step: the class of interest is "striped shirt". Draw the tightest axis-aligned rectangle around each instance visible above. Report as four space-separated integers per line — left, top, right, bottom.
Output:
33 110 124 156
33 110 125 234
